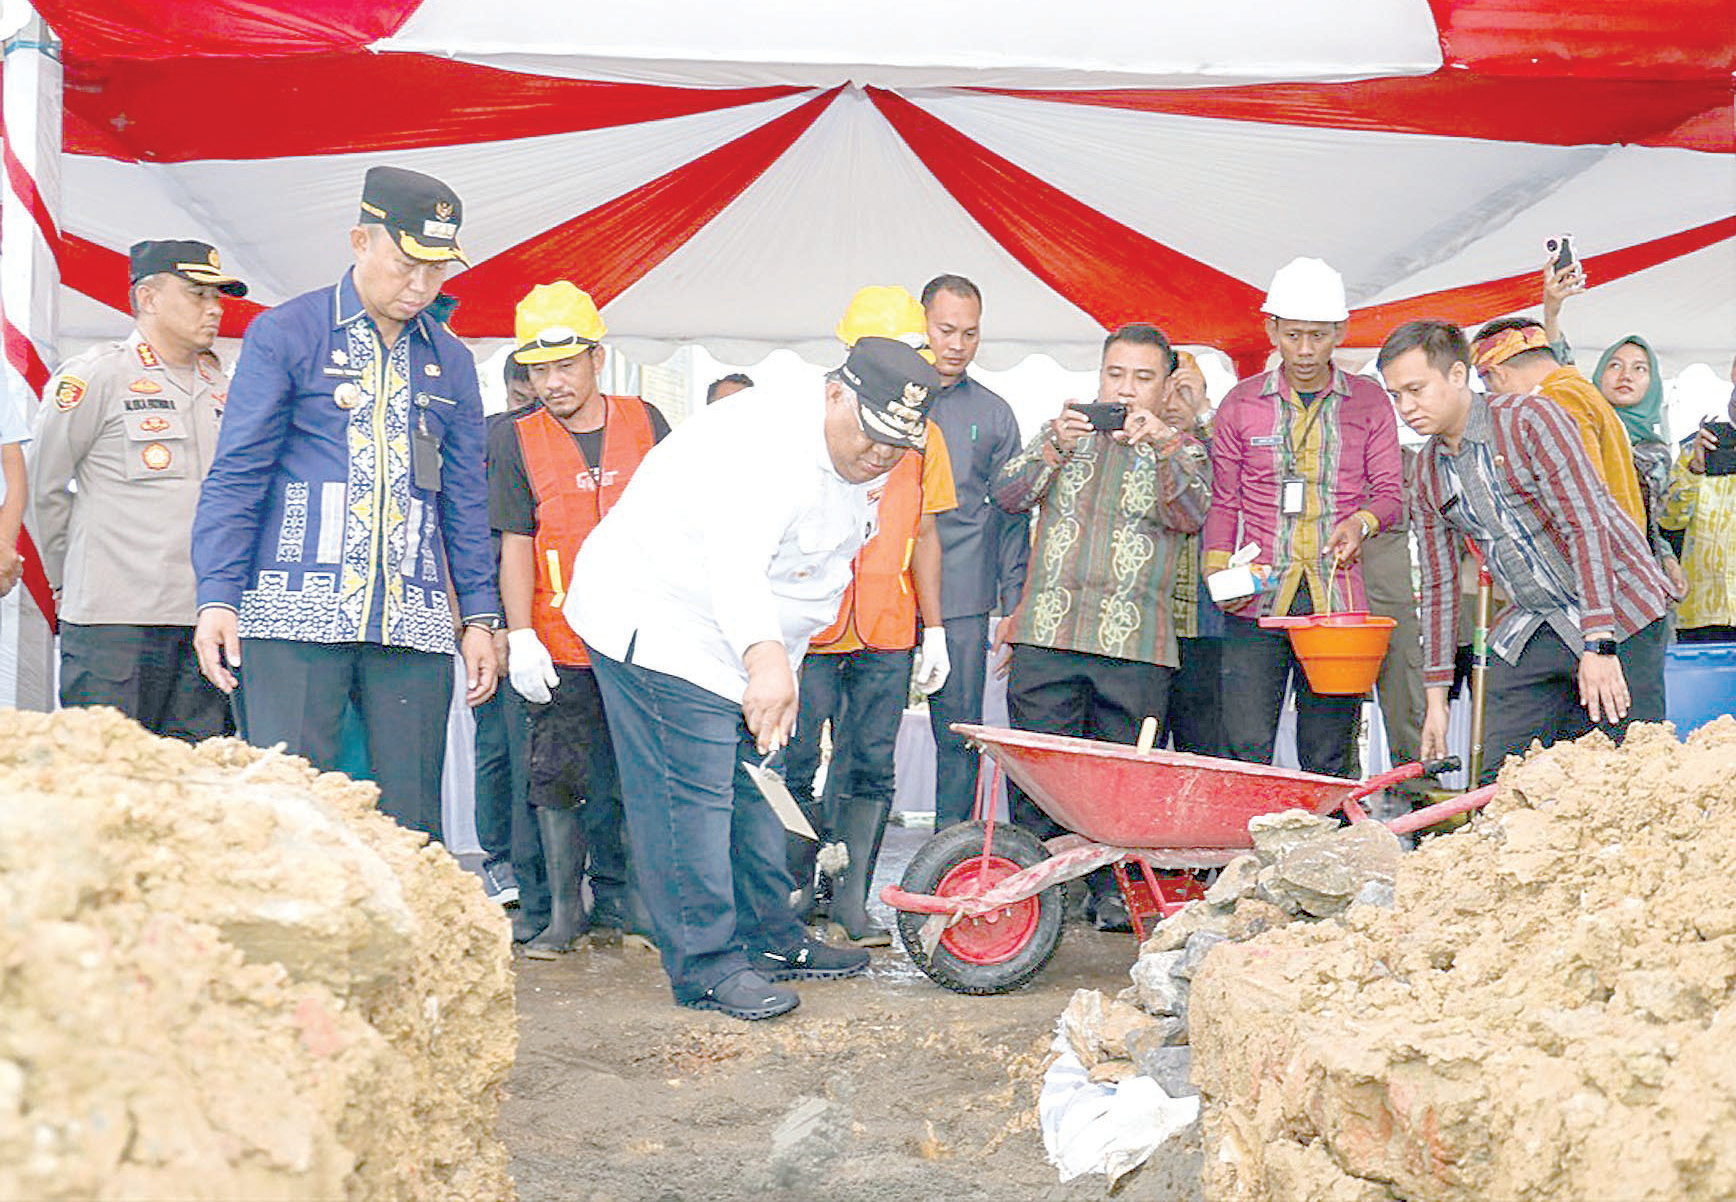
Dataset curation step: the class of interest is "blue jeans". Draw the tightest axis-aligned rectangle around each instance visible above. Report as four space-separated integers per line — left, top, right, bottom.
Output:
589 646 808 1002
926 614 989 827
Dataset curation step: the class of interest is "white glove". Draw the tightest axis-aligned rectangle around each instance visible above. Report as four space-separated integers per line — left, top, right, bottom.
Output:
914 626 951 696
507 628 560 704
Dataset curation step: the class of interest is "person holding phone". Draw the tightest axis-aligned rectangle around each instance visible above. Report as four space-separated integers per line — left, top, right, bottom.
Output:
992 323 1210 931
1662 358 1736 643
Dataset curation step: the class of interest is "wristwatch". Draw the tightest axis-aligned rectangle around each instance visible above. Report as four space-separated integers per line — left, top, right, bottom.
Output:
1583 638 1618 657
464 615 505 633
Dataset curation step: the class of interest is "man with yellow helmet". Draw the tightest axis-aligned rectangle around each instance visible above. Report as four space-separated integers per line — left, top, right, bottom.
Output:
488 282 671 956
782 286 956 945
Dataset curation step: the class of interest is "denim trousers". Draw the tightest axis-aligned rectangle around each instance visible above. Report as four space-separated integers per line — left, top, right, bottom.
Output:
589 646 807 1002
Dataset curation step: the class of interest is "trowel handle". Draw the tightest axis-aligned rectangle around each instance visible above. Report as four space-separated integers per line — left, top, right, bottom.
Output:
1421 756 1461 777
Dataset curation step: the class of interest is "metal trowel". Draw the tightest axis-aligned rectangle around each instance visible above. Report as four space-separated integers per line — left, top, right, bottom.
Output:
741 750 818 840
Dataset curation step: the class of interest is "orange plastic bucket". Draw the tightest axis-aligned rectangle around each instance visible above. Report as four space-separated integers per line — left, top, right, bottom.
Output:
1284 613 1395 695
1255 562 1395 695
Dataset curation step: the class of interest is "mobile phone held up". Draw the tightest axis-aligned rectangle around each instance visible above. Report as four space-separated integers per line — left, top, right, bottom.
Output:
1068 401 1128 432
1547 234 1576 273
1704 420 1736 477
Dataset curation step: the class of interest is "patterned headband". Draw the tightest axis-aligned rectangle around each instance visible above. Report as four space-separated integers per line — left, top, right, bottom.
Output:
1472 325 1551 369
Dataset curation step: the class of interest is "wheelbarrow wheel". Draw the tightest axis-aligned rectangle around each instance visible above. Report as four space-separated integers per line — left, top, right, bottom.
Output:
895 821 1063 995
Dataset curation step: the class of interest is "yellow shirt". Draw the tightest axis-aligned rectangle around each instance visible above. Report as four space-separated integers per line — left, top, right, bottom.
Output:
1663 449 1736 629
1537 366 1646 529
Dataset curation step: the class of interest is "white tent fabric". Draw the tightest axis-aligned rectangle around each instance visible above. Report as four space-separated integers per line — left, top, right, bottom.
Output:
379 0 1445 89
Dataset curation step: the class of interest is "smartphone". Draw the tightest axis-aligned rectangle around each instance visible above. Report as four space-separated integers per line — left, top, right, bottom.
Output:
1704 419 1736 477
1068 401 1127 432
1546 234 1576 273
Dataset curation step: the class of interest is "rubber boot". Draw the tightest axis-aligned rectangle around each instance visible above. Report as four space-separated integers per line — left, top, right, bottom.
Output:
525 806 585 959
827 793 892 947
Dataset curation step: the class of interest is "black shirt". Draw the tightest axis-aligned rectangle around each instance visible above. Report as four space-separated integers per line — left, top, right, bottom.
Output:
487 400 670 536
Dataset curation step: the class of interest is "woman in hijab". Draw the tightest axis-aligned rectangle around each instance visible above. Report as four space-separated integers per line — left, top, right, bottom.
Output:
1595 335 1684 592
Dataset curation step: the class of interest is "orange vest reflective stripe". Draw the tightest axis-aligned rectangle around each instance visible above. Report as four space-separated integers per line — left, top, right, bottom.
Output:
813 448 924 651
515 397 655 666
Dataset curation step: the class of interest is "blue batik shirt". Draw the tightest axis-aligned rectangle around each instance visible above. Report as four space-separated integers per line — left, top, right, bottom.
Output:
192 270 500 654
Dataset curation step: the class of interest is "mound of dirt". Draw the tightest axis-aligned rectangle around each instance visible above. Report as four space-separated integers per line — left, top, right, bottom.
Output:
1191 718 1736 1202
0 708 516 1201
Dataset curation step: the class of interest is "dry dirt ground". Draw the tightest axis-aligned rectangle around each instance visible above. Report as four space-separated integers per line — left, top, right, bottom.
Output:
500 825 1203 1202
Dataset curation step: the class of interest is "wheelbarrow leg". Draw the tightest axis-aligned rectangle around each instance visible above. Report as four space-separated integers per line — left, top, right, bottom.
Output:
1112 857 1208 942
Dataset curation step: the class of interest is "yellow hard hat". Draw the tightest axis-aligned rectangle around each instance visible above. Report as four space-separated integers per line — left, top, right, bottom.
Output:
513 282 607 364
836 285 927 349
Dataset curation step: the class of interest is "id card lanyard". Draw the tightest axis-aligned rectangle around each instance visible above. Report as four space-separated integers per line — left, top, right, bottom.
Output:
1277 385 1331 516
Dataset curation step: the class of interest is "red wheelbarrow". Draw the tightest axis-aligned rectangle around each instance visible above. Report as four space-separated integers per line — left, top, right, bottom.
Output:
880 724 1496 994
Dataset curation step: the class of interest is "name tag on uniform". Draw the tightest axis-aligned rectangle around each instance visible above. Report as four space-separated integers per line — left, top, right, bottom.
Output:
1250 434 1283 447
1281 476 1305 515
322 366 365 379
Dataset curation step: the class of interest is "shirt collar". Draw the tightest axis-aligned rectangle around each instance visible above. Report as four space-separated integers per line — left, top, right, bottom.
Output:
331 269 434 344
1460 396 1495 447
1258 364 1350 401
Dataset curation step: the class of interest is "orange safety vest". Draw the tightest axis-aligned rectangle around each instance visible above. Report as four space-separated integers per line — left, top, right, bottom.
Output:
813 448 925 652
514 396 655 666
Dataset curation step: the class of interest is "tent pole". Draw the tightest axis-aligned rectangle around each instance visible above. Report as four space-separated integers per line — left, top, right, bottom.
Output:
1 2 63 711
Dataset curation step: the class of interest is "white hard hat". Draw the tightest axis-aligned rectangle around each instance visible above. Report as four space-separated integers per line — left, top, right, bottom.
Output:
1262 257 1349 322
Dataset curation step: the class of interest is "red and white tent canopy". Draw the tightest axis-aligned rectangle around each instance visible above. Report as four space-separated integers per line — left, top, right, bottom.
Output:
14 0 1736 373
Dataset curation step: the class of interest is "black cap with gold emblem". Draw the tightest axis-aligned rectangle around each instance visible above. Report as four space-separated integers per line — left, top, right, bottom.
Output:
358 165 469 266
128 240 248 297
840 336 942 450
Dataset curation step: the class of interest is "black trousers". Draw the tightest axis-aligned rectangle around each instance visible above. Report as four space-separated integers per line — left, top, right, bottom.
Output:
59 622 230 743
240 638 453 840
926 613 989 828
1163 636 1222 756
1219 588 1362 778
1006 642 1172 835
1480 619 1669 786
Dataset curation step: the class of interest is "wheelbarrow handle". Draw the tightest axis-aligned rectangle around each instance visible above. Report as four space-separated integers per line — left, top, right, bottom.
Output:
1339 757 1459 823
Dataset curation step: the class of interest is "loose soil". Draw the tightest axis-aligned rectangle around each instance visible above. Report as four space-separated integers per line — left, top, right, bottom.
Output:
503 825 1203 1202
0 708 515 1202
1192 719 1736 1202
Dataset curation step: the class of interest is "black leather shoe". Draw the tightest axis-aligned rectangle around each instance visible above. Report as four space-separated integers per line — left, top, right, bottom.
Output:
755 938 870 982
680 970 799 1021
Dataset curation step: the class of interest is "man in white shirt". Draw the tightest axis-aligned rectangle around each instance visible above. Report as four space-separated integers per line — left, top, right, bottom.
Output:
568 337 941 1020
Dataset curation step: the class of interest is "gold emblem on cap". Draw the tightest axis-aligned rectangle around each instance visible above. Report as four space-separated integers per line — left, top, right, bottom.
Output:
334 382 362 410
207 249 220 267
902 382 929 406
434 201 455 221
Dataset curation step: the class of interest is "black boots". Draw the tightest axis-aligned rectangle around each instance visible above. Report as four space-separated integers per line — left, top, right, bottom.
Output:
827 794 892 947
525 806 585 959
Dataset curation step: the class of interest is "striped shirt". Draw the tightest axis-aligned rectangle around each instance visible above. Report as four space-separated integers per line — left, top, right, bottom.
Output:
1414 394 1671 689
994 428 1210 668
1203 366 1402 616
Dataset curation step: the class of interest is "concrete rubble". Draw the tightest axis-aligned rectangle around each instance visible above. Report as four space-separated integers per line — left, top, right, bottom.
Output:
0 708 517 1202
1050 781 1408 1188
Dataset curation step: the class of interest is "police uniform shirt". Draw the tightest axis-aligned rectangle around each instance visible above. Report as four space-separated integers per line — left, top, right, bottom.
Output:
30 331 225 626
